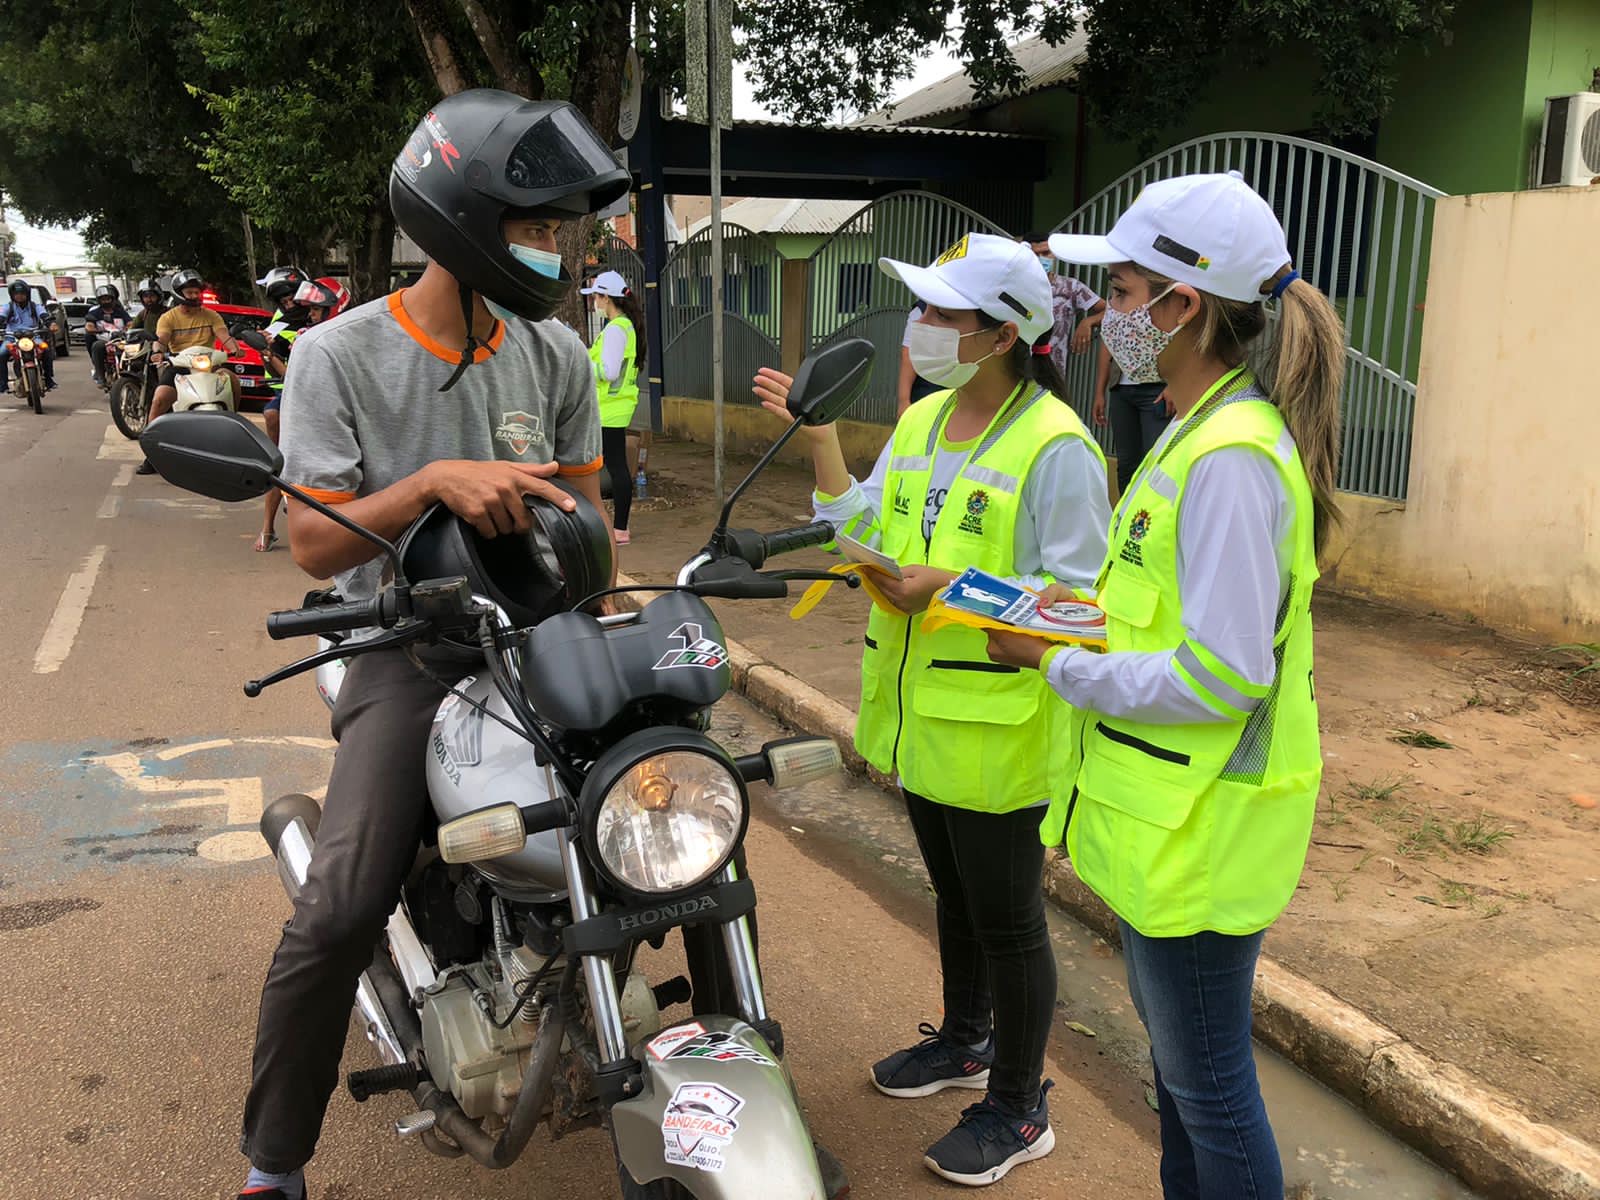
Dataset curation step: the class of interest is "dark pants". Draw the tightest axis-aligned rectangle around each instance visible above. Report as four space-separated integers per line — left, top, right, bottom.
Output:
602 424 633 532
90 338 109 379
903 790 1055 1113
1121 923 1282 1200
240 648 453 1173
1109 382 1170 494
1 341 54 387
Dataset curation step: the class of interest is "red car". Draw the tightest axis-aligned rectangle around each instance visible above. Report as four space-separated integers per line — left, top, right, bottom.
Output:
203 292 275 410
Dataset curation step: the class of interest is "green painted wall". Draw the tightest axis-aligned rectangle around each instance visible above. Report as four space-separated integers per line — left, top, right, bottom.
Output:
1522 0 1600 180
772 233 827 260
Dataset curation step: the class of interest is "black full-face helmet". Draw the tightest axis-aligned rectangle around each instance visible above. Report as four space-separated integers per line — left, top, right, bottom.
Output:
170 268 204 305
388 90 630 323
398 479 613 629
95 284 118 305
8 279 29 300
136 278 165 306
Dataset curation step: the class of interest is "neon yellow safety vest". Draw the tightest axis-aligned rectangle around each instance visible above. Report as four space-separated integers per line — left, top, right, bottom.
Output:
1041 367 1323 937
589 315 640 428
853 385 1105 813
264 310 299 394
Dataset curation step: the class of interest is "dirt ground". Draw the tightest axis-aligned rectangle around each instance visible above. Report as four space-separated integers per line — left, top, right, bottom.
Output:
617 433 1600 1149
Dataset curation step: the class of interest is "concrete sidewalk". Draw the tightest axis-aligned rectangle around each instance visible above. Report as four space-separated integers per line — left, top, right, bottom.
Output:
617 435 1600 1200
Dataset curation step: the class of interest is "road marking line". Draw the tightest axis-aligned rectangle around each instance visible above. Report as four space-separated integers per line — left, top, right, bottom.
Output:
33 545 108 674
75 407 104 415
97 423 142 461
95 463 135 518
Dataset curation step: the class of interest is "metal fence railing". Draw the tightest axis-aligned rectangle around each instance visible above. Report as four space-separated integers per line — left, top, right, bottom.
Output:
662 223 784 345
662 312 782 407
1051 133 1444 501
805 191 1007 423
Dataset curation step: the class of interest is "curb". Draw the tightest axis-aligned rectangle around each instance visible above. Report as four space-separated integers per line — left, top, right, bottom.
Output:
619 577 1600 1200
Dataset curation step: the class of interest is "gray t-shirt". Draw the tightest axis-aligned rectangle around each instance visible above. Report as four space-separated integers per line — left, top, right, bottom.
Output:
280 291 603 603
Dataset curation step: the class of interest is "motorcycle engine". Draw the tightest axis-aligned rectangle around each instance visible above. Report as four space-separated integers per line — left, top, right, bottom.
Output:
420 951 664 1120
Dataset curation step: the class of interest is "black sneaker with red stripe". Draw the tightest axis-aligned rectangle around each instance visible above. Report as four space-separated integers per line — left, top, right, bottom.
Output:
870 1022 993 1099
923 1080 1056 1187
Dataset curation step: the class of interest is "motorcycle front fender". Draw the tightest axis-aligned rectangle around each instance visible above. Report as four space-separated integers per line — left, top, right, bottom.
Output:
611 1016 826 1199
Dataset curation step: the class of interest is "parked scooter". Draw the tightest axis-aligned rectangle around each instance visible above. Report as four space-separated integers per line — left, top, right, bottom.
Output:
137 338 872 1199
107 331 164 440
7 327 50 414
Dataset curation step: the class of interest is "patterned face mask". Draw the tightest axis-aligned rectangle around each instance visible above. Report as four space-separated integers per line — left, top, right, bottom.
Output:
1101 283 1180 384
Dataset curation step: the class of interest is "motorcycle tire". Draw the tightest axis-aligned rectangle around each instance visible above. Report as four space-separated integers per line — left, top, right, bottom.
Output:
612 1126 693 1199
109 376 148 440
23 365 43 415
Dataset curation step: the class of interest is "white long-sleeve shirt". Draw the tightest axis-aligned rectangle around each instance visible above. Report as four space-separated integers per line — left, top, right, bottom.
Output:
1045 431 1293 724
598 322 628 383
812 424 1112 592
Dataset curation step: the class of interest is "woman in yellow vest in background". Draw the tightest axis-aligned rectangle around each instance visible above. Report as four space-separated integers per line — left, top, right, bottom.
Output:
580 270 644 544
755 233 1110 1187
987 173 1344 1200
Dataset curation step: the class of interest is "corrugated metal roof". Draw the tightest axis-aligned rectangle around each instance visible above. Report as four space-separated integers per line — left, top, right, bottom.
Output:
662 113 1037 141
686 196 868 237
863 31 1089 125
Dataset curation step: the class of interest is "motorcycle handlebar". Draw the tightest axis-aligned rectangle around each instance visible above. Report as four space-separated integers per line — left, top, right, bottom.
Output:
267 594 394 640
719 521 835 571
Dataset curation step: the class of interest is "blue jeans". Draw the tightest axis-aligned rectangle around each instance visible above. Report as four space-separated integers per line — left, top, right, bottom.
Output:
1120 922 1282 1200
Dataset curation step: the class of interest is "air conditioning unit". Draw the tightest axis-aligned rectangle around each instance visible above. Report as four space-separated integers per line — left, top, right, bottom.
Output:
1535 92 1600 188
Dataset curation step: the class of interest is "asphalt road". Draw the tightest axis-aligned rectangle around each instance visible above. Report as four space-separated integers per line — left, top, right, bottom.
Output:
0 377 1160 1198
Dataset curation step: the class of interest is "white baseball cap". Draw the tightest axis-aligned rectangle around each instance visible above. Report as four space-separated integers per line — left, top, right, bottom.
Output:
879 232 1053 344
1049 172 1292 303
579 269 629 297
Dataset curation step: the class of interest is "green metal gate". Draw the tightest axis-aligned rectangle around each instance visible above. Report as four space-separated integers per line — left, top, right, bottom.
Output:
660 222 784 402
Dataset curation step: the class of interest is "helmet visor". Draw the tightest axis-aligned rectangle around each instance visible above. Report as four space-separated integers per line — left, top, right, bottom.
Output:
504 107 626 202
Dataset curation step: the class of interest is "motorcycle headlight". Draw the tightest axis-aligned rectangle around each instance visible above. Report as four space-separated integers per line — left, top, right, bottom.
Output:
16 338 33 351
581 730 748 897
192 355 212 372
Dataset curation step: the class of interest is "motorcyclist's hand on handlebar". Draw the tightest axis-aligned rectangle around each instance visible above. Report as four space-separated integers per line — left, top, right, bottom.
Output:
422 460 571 539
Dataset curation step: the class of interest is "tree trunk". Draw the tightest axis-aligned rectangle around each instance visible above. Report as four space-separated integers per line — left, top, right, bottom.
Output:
349 205 397 303
457 0 531 94
406 0 472 95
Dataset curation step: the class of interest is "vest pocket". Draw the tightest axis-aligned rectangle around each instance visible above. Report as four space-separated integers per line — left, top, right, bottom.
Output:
903 665 1049 810
1097 573 1161 630
1078 718 1206 830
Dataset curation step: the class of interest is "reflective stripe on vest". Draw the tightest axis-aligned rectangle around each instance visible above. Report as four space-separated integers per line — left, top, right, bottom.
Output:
589 316 640 428
1042 367 1324 937
854 385 1105 813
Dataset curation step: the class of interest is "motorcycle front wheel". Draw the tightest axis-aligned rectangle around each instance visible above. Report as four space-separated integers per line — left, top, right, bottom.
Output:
109 376 148 439
23 364 43 414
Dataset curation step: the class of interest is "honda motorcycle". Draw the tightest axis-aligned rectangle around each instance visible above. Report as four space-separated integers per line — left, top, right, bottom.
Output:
107 331 163 440
6 327 50 414
169 343 234 412
138 339 873 1198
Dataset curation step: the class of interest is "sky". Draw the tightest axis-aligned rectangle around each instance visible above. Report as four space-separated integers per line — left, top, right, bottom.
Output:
1 45 966 268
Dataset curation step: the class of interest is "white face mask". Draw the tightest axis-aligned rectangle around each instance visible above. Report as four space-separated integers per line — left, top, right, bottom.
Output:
907 321 996 389
1100 284 1181 384
484 242 563 322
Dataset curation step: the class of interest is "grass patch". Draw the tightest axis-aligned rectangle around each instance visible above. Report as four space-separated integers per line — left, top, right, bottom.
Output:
1329 875 1352 902
1397 811 1449 858
1438 879 1476 906
1344 773 1411 804
1390 727 1454 749
1447 812 1516 854
1553 642 1600 678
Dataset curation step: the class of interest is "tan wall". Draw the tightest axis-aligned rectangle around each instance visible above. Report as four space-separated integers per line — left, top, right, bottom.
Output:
1325 186 1600 642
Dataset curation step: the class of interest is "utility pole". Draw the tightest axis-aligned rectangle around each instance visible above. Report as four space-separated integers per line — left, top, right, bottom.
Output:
707 0 725 503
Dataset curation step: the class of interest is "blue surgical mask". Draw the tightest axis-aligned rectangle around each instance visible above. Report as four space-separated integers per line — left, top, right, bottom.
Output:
1037 255 1056 273
484 243 564 322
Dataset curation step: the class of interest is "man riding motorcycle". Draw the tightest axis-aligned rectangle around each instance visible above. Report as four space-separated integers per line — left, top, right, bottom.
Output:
233 91 627 1200
128 280 167 334
1 278 59 392
85 283 133 386
135 270 241 475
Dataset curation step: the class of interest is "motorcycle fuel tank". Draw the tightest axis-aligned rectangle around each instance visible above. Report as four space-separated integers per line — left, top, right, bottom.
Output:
426 675 568 897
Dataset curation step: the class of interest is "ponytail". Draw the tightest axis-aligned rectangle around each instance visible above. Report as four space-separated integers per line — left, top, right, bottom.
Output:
978 315 1074 408
1265 276 1344 557
1133 264 1345 558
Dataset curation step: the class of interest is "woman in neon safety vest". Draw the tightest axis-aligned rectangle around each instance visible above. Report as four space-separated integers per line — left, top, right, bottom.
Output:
754 233 1110 1187
987 173 1344 1200
579 269 645 544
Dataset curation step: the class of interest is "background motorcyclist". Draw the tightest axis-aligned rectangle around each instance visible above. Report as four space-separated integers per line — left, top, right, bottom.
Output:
1 278 59 392
233 91 626 1200
85 283 133 386
254 277 348 552
136 269 241 475
127 279 167 335
258 264 309 332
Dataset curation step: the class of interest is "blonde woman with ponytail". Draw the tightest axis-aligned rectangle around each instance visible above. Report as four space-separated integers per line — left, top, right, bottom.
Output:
987 173 1344 1200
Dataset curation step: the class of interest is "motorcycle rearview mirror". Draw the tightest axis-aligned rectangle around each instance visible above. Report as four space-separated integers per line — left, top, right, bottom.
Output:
711 337 876 539
140 411 282 501
785 336 874 426
139 412 410 585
